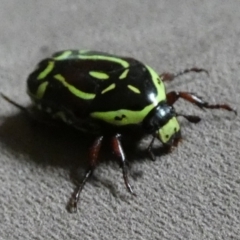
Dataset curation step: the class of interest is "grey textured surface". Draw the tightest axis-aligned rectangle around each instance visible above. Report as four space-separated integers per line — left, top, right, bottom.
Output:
0 1 240 239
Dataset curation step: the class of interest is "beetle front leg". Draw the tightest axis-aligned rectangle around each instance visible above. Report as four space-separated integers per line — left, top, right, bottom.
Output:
147 136 156 161
147 133 183 161
167 91 237 114
160 68 208 82
69 136 104 213
111 134 135 196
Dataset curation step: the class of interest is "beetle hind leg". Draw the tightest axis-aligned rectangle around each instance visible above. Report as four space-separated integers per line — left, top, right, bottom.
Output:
1 93 30 114
111 134 135 196
68 136 103 213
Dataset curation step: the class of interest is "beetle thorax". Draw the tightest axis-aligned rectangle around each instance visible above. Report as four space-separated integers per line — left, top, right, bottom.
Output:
143 102 175 132
142 102 181 144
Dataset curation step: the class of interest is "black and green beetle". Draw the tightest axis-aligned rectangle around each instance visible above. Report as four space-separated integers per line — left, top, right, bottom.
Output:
2 50 236 212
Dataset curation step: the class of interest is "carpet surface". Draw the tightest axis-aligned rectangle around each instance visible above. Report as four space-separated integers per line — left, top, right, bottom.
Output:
0 1 240 239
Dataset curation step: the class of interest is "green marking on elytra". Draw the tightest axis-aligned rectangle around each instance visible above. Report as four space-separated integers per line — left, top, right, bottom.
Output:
101 83 116 94
119 69 129 79
54 51 72 60
91 104 156 126
37 61 54 80
91 66 166 126
91 67 167 126
158 117 180 143
127 85 141 94
35 81 49 99
79 54 129 68
146 65 166 106
54 74 95 100
89 71 109 80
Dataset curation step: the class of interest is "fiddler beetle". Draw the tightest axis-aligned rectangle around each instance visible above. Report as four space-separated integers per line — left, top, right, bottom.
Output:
2 50 236 212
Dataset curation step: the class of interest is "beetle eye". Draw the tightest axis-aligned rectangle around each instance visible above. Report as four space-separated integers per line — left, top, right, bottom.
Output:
157 117 180 144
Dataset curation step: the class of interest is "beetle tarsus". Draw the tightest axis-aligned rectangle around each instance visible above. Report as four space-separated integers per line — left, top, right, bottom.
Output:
161 67 209 82
68 168 94 213
122 163 136 195
68 136 103 212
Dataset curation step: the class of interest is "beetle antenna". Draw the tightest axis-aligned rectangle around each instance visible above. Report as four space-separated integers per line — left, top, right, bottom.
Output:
176 113 201 123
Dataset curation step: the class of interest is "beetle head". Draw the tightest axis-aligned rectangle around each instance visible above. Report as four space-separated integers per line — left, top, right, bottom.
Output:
143 102 181 145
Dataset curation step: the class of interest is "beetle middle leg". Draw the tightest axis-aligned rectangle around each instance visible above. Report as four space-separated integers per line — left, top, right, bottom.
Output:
167 91 237 115
111 134 135 196
160 68 209 82
69 136 104 213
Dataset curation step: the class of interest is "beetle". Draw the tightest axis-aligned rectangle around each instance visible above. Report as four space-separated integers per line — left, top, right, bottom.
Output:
2 50 236 212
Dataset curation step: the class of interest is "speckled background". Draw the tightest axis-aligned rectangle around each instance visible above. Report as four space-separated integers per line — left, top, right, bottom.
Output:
0 1 240 239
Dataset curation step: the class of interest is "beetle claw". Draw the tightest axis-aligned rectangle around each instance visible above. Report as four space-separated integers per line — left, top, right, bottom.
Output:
67 199 78 213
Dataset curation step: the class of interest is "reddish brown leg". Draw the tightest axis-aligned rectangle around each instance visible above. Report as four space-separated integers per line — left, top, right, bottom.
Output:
161 68 208 82
167 91 237 115
69 136 104 213
111 134 135 195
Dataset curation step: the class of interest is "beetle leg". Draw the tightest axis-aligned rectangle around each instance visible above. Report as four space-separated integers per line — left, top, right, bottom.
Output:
147 136 156 161
69 136 104 213
160 68 209 82
1 93 30 114
1 93 69 127
111 134 135 196
167 91 237 114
